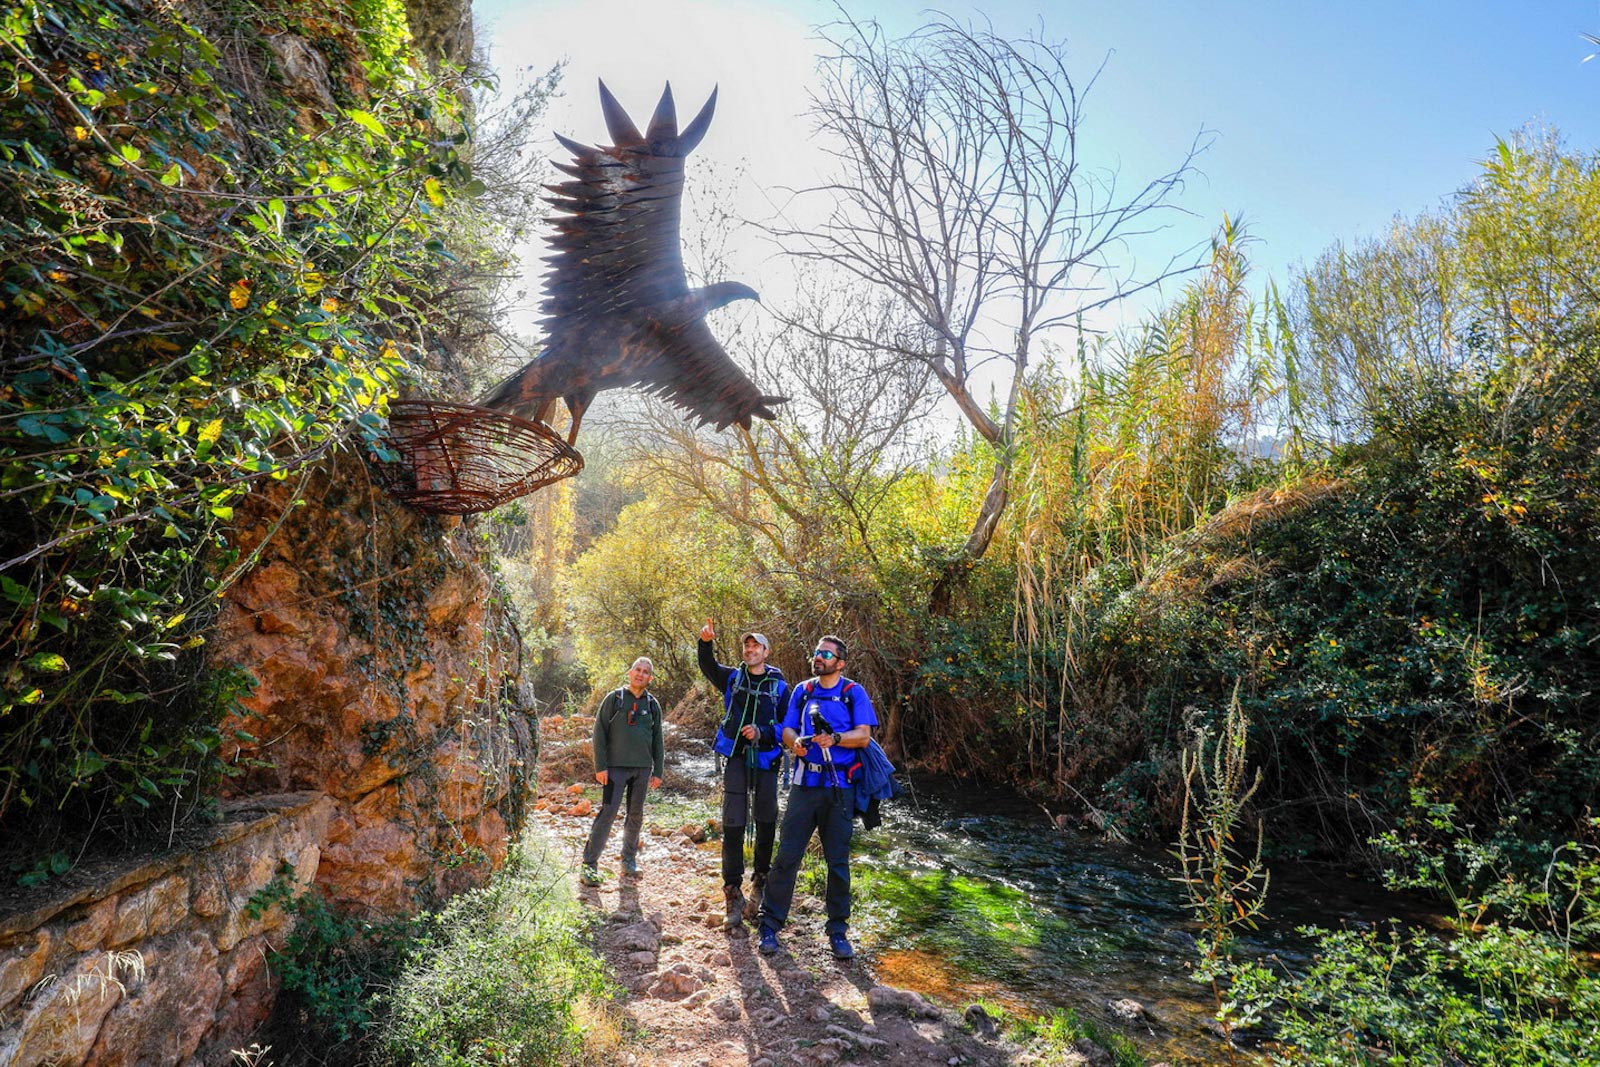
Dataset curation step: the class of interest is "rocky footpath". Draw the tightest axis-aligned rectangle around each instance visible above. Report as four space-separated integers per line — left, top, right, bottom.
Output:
535 715 1137 1067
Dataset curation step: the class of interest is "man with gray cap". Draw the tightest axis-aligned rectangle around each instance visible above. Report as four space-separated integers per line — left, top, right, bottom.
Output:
698 619 787 930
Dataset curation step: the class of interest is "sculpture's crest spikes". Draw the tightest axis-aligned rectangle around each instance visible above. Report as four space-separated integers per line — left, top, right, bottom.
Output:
598 79 644 147
677 87 718 156
554 131 599 164
646 83 678 145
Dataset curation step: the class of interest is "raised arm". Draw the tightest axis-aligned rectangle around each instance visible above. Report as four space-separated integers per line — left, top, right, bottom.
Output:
697 617 732 690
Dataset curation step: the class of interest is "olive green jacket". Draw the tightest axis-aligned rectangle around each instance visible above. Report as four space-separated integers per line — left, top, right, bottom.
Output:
591 687 664 777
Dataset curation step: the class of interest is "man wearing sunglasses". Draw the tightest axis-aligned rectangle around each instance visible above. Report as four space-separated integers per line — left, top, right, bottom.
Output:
580 656 664 886
757 635 877 960
698 619 788 930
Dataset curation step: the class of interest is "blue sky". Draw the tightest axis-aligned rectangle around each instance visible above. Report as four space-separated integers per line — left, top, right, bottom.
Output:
474 0 1599 316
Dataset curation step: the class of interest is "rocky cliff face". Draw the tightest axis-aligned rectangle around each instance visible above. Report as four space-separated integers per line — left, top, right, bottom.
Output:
213 450 536 911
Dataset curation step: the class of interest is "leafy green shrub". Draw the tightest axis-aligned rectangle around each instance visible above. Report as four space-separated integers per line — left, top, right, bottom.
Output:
0 0 484 860
1229 805 1600 1066
378 838 613 1066
250 870 420 1054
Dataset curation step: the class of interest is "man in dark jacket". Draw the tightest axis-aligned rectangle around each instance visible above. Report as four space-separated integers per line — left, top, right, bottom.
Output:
698 619 787 929
580 656 664 885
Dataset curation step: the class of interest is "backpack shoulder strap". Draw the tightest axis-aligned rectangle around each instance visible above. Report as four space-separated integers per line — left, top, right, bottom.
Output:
605 688 627 728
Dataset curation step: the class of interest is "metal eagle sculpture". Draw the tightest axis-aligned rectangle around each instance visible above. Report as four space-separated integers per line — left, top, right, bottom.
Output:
480 81 786 442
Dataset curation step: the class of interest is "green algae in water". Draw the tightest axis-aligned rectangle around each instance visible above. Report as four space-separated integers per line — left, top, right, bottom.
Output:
800 841 1139 995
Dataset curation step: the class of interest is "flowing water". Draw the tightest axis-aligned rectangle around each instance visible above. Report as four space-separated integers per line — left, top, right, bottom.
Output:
668 743 1420 1065
843 773 1420 1065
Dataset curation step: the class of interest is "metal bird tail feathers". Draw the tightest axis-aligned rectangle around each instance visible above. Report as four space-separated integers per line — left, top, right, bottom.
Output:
478 80 787 444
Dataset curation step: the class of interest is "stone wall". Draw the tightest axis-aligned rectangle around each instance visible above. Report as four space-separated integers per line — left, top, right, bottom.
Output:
0 794 332 1066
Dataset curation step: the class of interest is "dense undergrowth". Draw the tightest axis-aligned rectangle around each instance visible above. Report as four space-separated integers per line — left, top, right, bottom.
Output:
551 130 1600 881
254 832 613 1066
0 0 517 870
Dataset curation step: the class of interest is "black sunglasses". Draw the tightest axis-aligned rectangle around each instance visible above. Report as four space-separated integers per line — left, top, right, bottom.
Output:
812 649 840 660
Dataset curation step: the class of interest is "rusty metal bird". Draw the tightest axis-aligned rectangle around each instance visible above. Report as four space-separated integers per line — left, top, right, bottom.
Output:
480 80 786 442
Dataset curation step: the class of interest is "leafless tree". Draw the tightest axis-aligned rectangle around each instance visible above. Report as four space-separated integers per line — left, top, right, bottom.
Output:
618 277 938 576
768 12 1207 608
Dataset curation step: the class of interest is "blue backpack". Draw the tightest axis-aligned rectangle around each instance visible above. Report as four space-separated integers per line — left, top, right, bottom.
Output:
713 667 784 770
798 678 902 826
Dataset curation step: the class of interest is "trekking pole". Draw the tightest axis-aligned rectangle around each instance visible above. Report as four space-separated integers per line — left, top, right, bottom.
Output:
810 708 842 796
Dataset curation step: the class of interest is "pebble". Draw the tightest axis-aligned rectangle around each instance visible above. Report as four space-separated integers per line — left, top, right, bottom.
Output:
807 1004 832 1023
963 1002 998 1038
627 950 657 968
1107 997 1148 1023
709 993 742 1020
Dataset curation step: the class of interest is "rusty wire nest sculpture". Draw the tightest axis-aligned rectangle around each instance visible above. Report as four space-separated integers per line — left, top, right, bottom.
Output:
375 399 583 515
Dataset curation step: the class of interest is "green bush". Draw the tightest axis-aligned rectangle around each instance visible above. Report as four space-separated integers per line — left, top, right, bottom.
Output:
0 0 484 863
251 872 419 1053
1056 336 1600 864
1229 806 1600 1066
379 838 613 1066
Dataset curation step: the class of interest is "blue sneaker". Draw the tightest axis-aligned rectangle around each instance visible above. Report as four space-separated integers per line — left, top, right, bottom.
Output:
828 932 854 960
758 926 781 955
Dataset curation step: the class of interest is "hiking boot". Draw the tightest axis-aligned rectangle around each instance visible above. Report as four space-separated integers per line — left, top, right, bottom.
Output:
743 874 765 922
722 885 745 930
828 932 855 960
579 865 602 887
622 856 641 876
758 925 781 955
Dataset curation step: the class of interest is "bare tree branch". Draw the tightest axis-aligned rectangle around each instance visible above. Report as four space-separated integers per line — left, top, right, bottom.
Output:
764 11 1208 601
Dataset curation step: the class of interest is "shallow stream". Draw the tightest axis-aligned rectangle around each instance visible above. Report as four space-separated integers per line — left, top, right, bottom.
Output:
667 744 1416 1065
823 773 1409 1065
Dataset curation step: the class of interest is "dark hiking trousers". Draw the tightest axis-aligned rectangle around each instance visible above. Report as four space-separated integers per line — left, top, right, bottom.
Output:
582 765 649 868
758 783 855 936
721 758 778 887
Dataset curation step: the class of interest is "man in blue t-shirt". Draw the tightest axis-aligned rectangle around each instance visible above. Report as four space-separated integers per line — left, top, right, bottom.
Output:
757 634 878 960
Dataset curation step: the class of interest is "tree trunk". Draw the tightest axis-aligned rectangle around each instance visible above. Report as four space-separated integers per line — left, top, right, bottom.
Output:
929 456 1009 614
